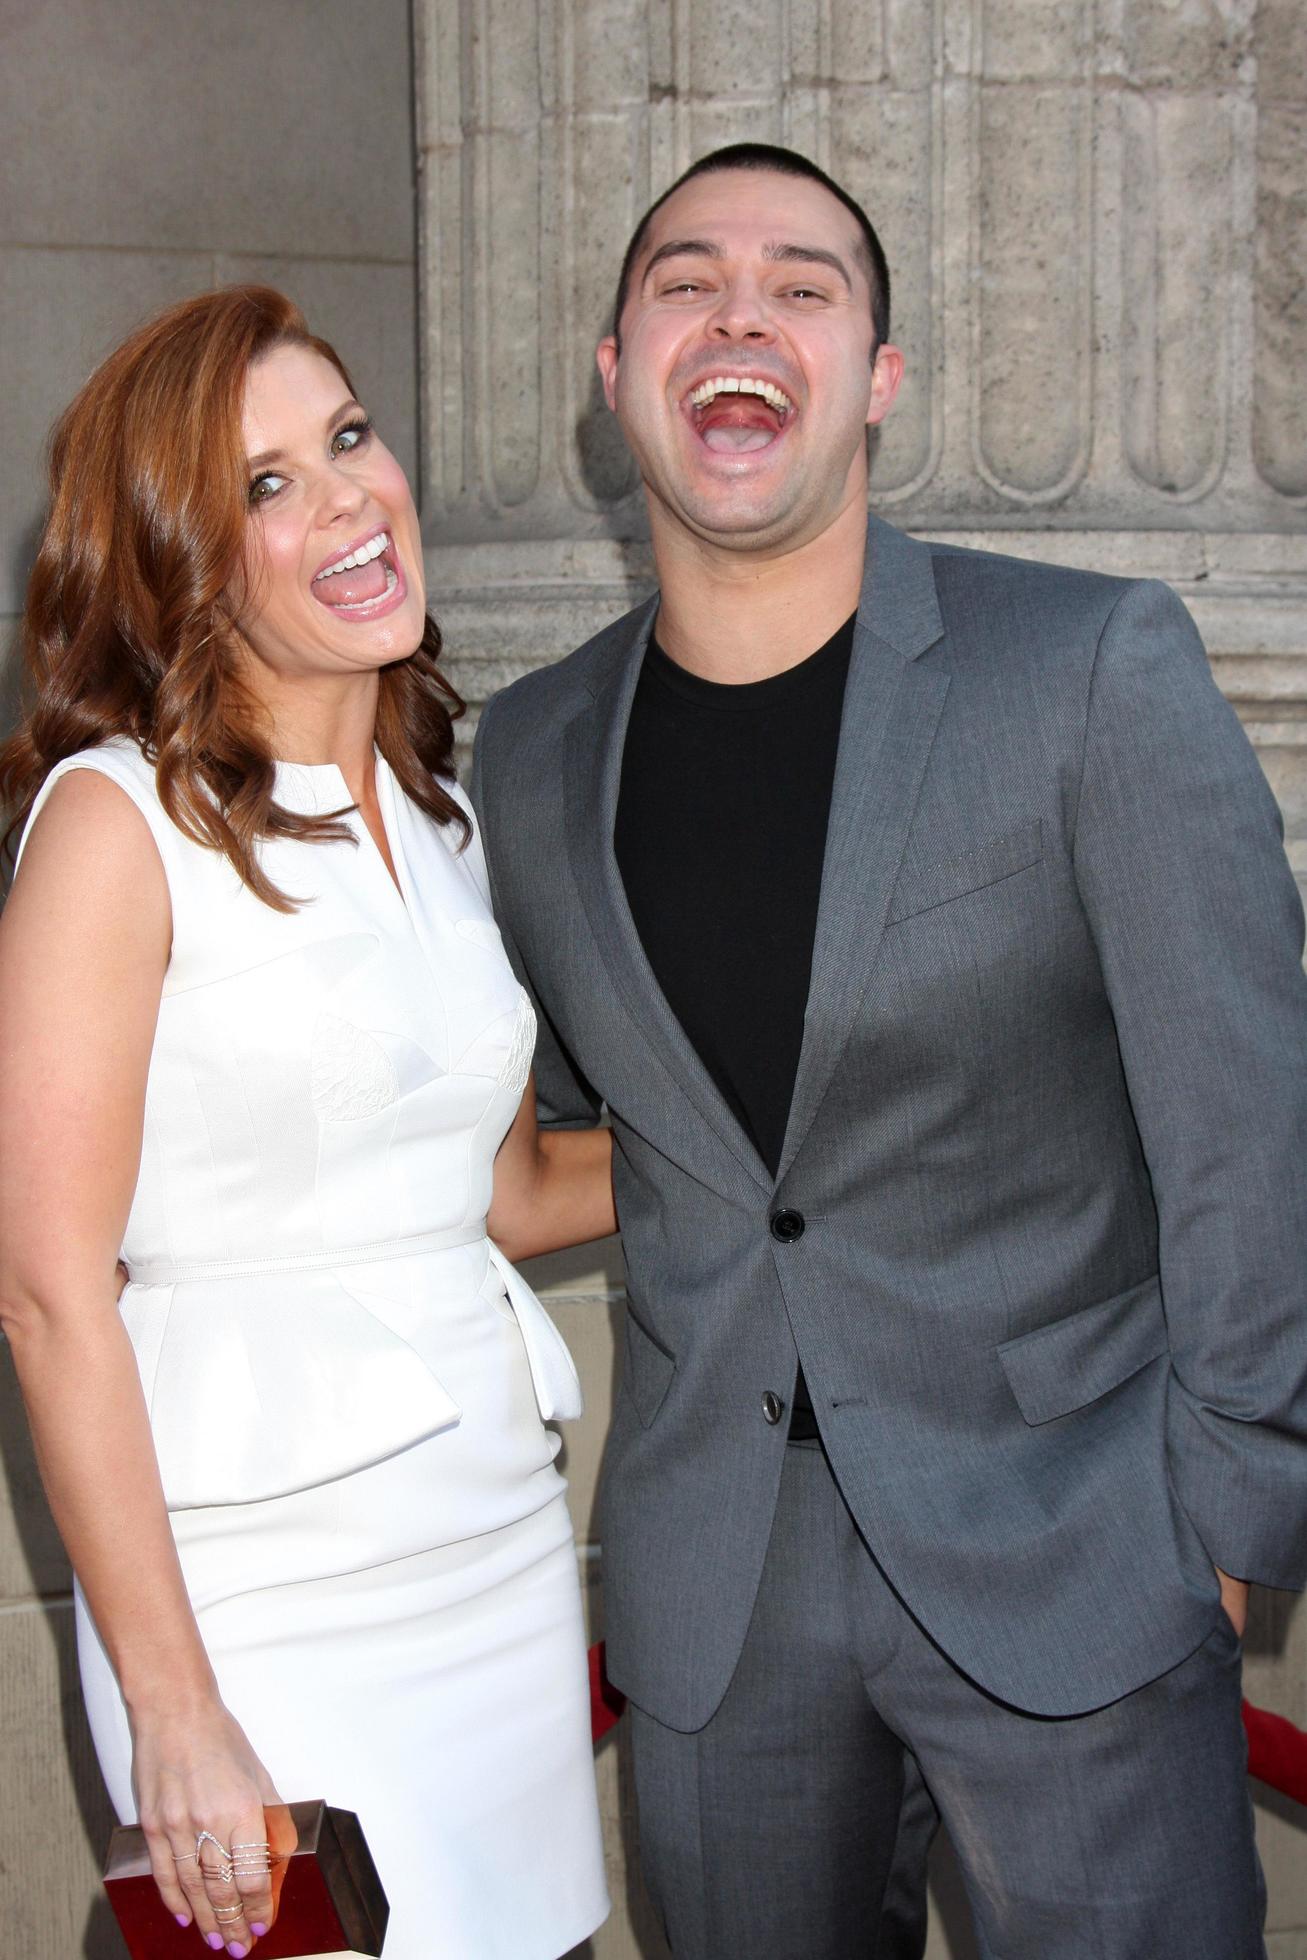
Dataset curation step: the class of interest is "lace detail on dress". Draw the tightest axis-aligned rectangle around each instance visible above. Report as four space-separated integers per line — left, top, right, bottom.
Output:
497 989 537 1098
310 1013 400 1121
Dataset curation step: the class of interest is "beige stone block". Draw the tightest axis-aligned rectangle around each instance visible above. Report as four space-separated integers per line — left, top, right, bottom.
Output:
0 1340 70 1604
212 255 420 497
0 1598 120 1958
566 0 650 112
1258 0 1307 103
1254 102 1307 496
0 0 414 263
976 85 1090 498
1116 0 1256 87
832 85 939 497
686 97 788 160
980 0 1091 81
0 245 215 614
885 0 939 91
1258 1787 1307 1933
688 0 784 98
1119 92 1231 496
550 1298 622 1547
483 126 545 511
560 114 644 512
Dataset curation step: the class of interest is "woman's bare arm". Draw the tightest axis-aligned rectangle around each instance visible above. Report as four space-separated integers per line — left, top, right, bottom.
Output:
0 773 281 1948
488 1073 616 1263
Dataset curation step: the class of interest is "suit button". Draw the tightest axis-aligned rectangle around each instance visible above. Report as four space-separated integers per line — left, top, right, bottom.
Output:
770 1208 805 1243
762 1390 785 1425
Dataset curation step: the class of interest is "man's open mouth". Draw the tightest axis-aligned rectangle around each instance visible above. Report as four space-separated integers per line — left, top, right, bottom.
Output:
685 376 796 454
310 528 402 612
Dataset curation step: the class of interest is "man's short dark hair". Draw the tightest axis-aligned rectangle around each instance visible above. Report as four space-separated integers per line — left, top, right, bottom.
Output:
610 143 891 352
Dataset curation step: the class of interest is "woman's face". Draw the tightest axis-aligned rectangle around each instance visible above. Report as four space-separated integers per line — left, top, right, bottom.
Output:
234 342 427 686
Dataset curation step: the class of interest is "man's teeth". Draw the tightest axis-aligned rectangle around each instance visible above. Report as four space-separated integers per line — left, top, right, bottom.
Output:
313 530 390 582
687 377 794 413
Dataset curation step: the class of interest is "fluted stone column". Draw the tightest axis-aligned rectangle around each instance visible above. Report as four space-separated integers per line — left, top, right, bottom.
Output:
415 5 1307 1954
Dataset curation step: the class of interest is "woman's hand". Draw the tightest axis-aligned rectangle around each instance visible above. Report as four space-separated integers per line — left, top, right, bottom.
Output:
133 1696 295 1954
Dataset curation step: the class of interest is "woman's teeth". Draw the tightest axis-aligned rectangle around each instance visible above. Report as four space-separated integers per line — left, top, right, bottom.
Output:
313 530 390 583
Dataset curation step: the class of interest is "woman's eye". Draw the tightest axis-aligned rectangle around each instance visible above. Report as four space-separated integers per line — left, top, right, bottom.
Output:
248 472 287 505
331 417 373 457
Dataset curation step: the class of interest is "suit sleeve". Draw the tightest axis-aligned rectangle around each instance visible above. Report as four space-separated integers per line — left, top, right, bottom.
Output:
470 693 604 1130
1072 578 1307 1589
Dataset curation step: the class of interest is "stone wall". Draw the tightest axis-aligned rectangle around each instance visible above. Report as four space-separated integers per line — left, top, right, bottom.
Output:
416 1 1307 1954
0 3 419 1953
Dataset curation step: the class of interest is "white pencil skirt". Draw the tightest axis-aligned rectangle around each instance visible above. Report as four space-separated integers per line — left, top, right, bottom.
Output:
77 1291 609 1960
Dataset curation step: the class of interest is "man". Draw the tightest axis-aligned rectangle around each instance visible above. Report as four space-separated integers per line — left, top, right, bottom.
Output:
472 143 1307 1955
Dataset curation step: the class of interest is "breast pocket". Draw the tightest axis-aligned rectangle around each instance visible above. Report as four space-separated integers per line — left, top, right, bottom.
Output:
887 820 1044 925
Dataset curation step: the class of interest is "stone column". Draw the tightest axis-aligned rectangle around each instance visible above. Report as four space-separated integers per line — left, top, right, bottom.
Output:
414 5 1307 1954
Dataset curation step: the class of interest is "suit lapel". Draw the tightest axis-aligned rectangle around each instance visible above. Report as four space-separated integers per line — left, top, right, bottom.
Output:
563 602 773 1194
776 516 950 1183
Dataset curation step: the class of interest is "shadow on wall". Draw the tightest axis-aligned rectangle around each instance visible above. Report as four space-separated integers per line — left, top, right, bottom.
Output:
0 1346 123 1957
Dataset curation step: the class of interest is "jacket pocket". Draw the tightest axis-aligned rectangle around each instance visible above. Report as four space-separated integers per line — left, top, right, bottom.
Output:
887 820 1043 924
998 1274 1167 1426
624 1310 677 1428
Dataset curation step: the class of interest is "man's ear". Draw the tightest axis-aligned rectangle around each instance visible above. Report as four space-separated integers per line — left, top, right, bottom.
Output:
866 344 904 430
596 337 620 412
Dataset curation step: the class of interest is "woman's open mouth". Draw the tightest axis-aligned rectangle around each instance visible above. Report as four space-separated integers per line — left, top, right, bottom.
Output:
685 375 796 454
310 528 407 617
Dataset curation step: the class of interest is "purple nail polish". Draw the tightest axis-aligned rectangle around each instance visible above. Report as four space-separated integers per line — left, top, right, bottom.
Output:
207 1937 225 1953
228 1945 249 1959
174 1913 191 1927
250 1926 268 1938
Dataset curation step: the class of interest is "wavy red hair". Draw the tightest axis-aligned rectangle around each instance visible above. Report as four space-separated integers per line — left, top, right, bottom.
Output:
0 285 466 908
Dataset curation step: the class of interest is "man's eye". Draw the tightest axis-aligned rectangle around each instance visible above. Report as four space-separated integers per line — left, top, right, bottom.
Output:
785 287 826 301
248 472 287 505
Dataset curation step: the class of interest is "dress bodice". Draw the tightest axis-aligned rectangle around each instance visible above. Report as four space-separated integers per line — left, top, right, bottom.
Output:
20 739 580 1507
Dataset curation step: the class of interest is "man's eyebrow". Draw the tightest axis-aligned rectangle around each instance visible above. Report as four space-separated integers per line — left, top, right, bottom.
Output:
640 239 726 284
247 399 360 471
762 242 853 290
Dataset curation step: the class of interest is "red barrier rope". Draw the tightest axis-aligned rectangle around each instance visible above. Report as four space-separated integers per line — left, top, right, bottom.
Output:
587 1645 1307 1809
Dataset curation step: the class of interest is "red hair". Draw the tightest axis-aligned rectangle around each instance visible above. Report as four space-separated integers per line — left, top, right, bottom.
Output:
0 286 466 908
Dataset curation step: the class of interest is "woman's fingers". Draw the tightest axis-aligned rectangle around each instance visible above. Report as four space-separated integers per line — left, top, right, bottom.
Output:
140 1822 195 1930
227 1805 275 1943
150 1822 224 1948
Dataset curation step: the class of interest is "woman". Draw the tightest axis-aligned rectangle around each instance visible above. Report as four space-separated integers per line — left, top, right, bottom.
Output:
0 288 612 1958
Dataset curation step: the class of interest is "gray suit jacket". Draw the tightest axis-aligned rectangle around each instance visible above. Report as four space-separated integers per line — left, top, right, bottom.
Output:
471 514 1307 1727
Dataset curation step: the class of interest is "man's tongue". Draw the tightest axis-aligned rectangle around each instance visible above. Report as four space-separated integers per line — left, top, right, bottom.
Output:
697 398 783 454
314 555 391 608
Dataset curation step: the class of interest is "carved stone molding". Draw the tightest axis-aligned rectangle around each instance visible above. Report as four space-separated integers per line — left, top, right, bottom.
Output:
414 0 1307 537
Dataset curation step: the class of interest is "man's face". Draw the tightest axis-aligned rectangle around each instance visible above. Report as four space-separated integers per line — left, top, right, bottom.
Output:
596 168 902 555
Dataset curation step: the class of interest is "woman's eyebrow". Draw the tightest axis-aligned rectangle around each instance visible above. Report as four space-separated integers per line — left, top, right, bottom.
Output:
246 400 361 471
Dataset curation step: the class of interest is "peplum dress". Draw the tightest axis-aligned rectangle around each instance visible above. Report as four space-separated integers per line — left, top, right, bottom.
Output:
19 737 608 1960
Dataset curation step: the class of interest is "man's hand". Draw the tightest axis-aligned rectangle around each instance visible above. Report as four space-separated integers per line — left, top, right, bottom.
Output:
1215 1567 1250 1640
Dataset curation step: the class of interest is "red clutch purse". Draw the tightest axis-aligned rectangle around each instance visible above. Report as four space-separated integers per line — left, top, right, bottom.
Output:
102 1801 389 1958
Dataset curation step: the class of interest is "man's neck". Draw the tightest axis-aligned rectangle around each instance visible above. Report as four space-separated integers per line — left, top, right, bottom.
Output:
650 495 868 683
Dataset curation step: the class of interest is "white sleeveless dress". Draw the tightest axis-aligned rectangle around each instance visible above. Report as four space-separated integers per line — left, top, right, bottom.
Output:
20 738 608 1960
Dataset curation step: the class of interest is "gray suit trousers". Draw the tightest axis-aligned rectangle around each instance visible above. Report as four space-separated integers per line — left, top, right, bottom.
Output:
629 1442 1265 1960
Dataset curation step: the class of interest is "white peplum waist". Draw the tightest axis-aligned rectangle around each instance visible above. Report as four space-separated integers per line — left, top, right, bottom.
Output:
120 1225 583 1511
125 1221 488 1287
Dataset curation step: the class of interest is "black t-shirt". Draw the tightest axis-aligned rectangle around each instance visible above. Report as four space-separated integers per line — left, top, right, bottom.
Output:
614 613 856 1438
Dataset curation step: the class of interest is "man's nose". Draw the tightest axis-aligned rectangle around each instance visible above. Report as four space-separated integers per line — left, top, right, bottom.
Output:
705 281 776 342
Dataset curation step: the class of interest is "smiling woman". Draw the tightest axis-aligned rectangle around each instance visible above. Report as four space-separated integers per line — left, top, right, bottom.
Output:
0 288 612 1960
0 288 466 908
